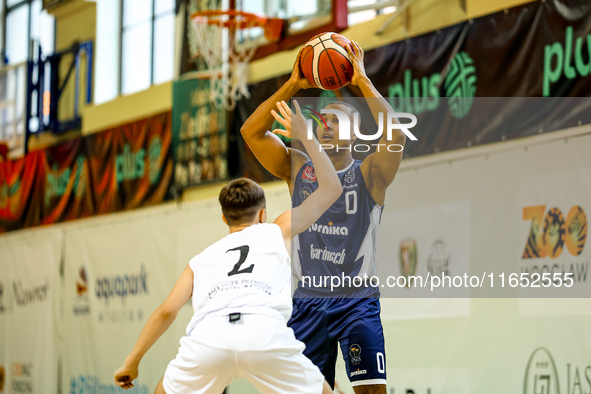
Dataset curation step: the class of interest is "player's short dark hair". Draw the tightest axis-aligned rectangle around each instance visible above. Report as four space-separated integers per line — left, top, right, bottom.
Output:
218 178 266 225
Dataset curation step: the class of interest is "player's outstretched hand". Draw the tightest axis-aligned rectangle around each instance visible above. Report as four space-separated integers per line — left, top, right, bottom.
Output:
346 40 368 86
114 363 138 390
271 100 308 141
289 47 316 90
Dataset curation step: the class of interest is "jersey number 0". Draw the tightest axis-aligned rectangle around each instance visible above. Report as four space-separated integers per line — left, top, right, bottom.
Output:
227 245 253 276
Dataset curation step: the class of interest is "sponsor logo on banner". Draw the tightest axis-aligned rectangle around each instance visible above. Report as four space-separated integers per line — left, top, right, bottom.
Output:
11 362 33 394
70 375 149 394
523 347 591 394
388 51 477 119
543 26 591 97
12 280 48 307
520 205 588 285
427 240 451 277
44 155 88 207
76 267 88 296
524 347 560 394
115 138 162 189
399 238 418 286
72 267 90 316
94 265 150 324
95 264 149 305
349 344 362 365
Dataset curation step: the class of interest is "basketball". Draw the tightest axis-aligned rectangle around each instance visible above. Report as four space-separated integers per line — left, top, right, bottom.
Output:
300 32 354 90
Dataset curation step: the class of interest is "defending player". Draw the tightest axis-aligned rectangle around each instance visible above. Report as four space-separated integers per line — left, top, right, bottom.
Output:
241 42 406 393
114 100 340 394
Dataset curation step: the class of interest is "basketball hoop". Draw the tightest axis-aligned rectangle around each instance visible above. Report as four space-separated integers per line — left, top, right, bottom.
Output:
189 10 283 111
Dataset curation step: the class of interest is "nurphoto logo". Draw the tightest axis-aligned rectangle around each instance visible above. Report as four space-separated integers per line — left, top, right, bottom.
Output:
304 107 418 153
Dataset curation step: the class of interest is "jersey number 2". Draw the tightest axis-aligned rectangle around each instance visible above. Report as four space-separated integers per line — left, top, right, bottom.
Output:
227 245 253 276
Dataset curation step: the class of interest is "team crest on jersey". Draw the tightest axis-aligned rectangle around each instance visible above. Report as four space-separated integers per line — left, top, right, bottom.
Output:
349 344 362 365
302 166 317 183
344 168 355 184
300 187 312 201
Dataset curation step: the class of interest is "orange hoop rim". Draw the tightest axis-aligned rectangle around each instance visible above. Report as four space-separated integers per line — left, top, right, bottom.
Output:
190 10 284 42
190 10 268 29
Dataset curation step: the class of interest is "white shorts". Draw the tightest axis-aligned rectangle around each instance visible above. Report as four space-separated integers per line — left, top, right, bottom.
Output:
163 314 325 394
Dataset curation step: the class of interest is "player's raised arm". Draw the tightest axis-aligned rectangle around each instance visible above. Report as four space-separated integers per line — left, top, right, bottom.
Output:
239 48 314 186
272 100 342 238
113 265 193 390
348 41 407 206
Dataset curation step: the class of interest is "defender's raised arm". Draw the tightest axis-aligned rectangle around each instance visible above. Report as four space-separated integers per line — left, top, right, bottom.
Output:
272 100 342 238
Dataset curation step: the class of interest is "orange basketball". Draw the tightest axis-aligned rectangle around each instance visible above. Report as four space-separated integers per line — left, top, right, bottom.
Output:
300 32 354 90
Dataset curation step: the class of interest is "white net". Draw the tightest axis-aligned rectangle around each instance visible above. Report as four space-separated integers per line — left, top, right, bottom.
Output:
188 11 262 111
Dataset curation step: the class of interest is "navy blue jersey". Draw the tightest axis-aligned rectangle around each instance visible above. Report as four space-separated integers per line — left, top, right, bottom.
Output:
292 159 382 296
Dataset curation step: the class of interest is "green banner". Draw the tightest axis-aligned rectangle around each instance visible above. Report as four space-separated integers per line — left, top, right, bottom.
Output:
172 78 228 192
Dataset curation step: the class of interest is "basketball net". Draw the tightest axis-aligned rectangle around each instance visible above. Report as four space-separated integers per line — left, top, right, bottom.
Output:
189 10 265 111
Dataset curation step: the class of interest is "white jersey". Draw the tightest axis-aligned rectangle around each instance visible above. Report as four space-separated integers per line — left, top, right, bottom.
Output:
185 223 292 335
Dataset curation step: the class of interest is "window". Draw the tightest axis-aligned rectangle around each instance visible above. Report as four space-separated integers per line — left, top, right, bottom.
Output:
348 0 396 26
0 0 54 148
3 0 54 65
120 0 175 95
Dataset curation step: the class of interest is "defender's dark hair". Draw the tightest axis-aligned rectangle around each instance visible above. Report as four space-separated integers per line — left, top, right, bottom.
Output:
218 178 266 225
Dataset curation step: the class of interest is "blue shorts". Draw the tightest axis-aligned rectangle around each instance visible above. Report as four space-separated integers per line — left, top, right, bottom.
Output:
287 294 386 388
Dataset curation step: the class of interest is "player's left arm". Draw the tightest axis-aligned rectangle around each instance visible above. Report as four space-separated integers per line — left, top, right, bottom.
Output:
113 264 193 390
348 41 406 206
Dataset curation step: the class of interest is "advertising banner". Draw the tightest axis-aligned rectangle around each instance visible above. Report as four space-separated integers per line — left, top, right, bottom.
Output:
62 213 187 394
87 112 173 213
171 78 228 192
0 229 61 394
0 112 173 233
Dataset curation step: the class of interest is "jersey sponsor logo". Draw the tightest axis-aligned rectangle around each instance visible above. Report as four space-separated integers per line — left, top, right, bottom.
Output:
349 344 362 365
300 187 312 201
302 166 317 183
308 222 349 235
310 243 346 265
344 168 355 184
350 369 367 377
208 279 272 298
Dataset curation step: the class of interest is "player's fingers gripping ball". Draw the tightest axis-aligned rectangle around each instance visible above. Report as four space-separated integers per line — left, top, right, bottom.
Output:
300 32 354 90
